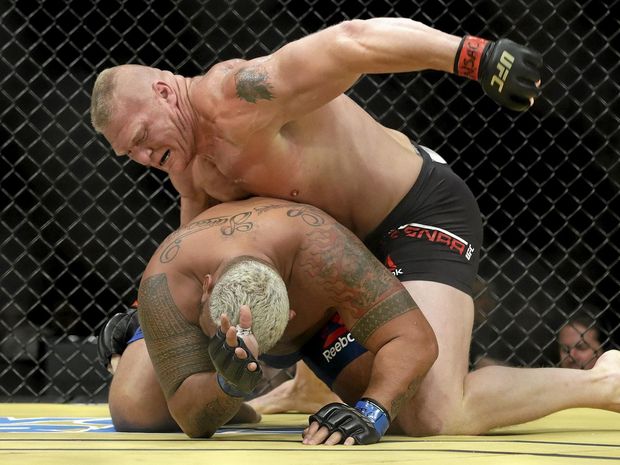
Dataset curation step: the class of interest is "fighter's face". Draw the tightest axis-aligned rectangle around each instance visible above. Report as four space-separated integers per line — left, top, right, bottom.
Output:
102 84 194 175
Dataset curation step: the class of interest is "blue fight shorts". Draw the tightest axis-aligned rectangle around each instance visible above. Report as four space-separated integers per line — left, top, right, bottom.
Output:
260 313 368 388
127 326 144 344
132 317 367 388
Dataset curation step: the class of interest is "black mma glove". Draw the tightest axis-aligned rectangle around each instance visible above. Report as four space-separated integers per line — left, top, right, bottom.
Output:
208 328 263 397
308 399 391 445
97 307 140 369
454 36 543 111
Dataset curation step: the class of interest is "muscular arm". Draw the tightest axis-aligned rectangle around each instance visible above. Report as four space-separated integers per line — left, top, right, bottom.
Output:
138 273 243 437
298 218 437 421
227 18 459 122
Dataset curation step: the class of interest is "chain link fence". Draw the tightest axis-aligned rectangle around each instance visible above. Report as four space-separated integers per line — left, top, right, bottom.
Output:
1 0 618 402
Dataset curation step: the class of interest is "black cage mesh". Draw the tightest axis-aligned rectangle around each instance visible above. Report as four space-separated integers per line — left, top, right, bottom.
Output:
1 0 618 402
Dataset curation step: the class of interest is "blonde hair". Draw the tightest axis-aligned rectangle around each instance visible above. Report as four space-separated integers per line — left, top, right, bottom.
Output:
90 68 118 132
209 258 289 353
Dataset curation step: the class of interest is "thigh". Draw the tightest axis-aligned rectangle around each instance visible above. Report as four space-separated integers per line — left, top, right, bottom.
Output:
393 280 474 435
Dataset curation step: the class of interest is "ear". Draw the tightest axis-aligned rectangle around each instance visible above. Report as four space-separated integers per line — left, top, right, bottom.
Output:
201 274 214 302
288 309 296 321
153 81 177 105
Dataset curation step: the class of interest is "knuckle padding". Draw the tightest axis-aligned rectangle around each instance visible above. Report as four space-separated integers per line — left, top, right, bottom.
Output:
208 328 262 393
480 39 543 111
308 403 380 445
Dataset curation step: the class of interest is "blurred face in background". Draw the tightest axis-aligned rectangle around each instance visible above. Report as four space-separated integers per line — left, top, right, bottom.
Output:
558 322 603 369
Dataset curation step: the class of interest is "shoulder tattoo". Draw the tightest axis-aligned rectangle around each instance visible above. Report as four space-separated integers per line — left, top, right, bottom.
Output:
349 288 416 344
235 66 274 103
298 223 418 344
157 212 254 263
138 274 214 398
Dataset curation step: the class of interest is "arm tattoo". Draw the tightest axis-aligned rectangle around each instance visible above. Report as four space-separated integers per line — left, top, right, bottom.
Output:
138 274 214 398
349 289 415 344
235 66 274 103
188 396 240 435
390 377 422 419
298 222 418 344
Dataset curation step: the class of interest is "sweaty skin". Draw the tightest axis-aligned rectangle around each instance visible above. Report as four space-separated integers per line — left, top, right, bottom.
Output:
99 19 458 229
138 197 437 438
93 18 620 446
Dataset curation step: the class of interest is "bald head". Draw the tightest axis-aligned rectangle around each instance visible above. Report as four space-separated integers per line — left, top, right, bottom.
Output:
90 65 163 132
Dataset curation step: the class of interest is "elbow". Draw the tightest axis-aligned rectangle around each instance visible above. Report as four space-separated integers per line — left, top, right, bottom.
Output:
333 19 368 51
330 20 369 70
169 405 218 438
335 19 367 39
183 425 217 439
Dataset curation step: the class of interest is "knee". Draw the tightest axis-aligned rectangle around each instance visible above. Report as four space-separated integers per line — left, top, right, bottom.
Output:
397 404 485 436
398 411 451 437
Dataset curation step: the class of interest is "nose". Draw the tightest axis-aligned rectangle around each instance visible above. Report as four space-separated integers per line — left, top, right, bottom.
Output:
128 146 153 166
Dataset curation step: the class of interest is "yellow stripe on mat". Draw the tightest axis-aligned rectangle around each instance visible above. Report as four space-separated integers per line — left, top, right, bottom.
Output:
0 405 618 465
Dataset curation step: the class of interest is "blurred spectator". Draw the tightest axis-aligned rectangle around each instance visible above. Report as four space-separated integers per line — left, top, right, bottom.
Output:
558 313 604 370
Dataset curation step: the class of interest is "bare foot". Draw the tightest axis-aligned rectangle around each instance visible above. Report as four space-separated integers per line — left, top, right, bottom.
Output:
248 361 341 414
592 350 620 411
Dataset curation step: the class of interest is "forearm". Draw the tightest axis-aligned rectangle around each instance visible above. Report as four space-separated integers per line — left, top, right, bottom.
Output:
330 18 460 75
362 336 436 420
168 371 243 437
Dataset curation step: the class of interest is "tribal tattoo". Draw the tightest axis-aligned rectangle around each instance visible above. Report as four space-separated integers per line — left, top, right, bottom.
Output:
138 274 214 398
298 222 417 344
390 377 423 419
235 66 274 103
349 289 415 343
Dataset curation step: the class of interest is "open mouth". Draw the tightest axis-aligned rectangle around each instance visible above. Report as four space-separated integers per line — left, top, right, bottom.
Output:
159 150 170 166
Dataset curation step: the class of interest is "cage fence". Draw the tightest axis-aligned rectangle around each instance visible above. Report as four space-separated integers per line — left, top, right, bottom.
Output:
1 0 618 402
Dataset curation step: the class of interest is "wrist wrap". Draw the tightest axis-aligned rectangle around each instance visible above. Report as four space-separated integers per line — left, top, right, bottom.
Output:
354 398 390 437
216 373 246 398
454 35 491 81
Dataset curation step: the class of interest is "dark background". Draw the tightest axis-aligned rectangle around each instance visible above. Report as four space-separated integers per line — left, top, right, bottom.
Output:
1 0 618 401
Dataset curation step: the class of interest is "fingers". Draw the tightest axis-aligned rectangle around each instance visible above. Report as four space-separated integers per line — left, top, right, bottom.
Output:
238 304 253 328
530 79 542 107
219 307 259 362
108 354 121 374
225 324 238 347
220 313 231 333
302 422 347 445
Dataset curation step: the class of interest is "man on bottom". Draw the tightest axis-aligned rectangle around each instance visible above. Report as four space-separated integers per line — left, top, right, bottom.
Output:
97 308 331 431
136 197 437 444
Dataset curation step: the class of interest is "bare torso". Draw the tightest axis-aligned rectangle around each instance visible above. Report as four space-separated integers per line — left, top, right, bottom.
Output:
160 197 383 356
188 62 424 239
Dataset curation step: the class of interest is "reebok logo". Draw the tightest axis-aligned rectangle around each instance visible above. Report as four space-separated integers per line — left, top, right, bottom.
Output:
322 333 356 362
385 255 403 276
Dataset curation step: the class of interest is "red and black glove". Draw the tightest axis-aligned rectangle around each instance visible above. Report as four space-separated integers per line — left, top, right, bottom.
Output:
454 36 543 111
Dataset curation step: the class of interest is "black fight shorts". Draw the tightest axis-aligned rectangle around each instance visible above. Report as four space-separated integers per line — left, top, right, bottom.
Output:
363 145 482 296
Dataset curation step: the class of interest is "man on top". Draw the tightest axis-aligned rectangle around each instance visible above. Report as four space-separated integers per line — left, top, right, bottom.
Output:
91 17 620 441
